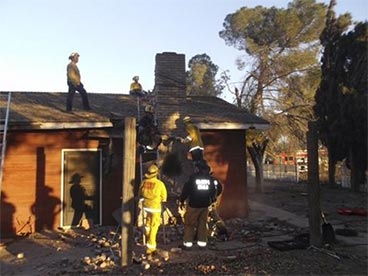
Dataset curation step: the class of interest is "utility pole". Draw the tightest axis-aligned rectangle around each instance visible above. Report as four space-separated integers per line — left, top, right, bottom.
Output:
121 117 136 266
307 121 321 247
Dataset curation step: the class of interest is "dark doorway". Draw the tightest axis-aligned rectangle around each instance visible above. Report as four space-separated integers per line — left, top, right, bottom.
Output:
62 150 101 227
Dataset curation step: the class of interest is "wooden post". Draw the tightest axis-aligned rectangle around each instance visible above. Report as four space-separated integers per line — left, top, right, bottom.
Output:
307 121 321 247
121 117 136 267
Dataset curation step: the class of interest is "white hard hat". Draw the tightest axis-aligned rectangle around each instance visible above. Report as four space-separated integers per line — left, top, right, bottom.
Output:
144 105 154 113
69 52 80 59
183 116 191 123
133 76 139 81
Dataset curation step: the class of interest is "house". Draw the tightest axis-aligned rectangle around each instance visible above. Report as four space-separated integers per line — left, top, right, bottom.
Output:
0 52 269 238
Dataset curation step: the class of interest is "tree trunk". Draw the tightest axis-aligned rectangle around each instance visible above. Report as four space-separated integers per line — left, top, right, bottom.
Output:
247 138 268 193
252 149 264 193
254 157 264 193
327 158 336 186
327 148 336 186
350 145 366 192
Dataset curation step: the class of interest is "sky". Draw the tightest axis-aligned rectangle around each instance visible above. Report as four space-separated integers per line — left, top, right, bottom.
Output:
1 0 367 103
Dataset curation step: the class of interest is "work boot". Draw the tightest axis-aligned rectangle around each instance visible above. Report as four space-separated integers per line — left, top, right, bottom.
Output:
146 250 158 261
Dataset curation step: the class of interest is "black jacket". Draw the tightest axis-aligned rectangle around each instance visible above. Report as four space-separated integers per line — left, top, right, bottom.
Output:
180 171 217 208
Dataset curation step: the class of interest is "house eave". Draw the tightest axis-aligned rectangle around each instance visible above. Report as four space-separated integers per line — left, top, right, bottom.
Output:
197 122 270 130
8 121 113 130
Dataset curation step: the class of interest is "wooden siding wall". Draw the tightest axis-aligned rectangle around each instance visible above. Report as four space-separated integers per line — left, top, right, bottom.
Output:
0 130 123 237
202 130 248 219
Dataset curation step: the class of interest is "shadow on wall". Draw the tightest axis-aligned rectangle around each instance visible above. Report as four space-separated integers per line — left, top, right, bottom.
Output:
0 191 16 238
69 173 94 226
31 147 63 232
31 186 62 231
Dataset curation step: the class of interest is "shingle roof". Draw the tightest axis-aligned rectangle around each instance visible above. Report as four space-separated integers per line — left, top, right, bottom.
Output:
185 96 269 128
1 91 269 130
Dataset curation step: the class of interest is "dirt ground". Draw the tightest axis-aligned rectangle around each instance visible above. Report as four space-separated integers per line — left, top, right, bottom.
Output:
1 179 367 276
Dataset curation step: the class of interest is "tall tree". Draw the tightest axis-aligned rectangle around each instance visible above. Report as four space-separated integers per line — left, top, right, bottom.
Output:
339 22 368 191
314 0 367 190
186 54 224 97
219 0 327 192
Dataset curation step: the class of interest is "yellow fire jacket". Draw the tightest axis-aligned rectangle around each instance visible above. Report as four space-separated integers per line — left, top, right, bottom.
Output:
130 82 142 91
185 122 204 151
139 177 167 213
67 61 81 86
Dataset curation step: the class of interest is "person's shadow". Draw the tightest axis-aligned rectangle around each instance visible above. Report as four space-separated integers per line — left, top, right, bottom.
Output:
31 186 62 231
69 173 93 226
1 191 16 237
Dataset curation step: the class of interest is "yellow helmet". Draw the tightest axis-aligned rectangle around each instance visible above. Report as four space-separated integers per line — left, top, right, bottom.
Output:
145 164 159 179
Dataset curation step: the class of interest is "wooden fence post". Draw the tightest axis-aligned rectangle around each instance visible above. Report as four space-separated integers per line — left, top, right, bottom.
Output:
307 121 321 247
121 117 136 266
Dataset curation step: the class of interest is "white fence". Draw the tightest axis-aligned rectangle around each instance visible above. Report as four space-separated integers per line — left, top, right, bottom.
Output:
247 164 303 183
247 163 367 192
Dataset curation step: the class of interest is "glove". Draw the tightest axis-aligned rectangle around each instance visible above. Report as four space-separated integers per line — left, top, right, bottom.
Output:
179 201 185 211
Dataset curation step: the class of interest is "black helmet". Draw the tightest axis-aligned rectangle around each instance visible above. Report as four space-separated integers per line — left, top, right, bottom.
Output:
197 160 210 173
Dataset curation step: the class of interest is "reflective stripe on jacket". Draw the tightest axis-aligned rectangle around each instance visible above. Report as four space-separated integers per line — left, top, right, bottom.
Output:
185 122 204 150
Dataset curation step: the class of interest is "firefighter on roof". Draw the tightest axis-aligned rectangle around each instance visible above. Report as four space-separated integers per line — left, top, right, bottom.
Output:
130 75 144 96
66 52 91 111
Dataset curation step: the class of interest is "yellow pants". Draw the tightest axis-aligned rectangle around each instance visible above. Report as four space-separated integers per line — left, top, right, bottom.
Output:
144 211 161 254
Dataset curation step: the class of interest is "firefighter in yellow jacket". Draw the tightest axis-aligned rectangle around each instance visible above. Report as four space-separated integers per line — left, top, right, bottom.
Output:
66 52 91 111
139 163 167 255
177 116 205 165
129 75 144 96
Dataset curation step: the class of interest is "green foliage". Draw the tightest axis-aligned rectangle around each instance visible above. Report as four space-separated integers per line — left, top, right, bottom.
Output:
220 0 326 53
186 54 224 97
314 0 367 188
219 0 327 151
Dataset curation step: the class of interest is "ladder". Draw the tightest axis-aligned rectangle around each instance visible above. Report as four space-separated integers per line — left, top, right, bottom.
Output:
134 89 159 246
136 89 159 182
0 92 11 190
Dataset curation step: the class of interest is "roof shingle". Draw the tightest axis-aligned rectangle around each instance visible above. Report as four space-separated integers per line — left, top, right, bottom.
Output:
1 91 269 130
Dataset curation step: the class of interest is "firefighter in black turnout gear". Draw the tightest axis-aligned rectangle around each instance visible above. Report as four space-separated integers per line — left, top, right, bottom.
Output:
137 105 162 152
179 162 217 250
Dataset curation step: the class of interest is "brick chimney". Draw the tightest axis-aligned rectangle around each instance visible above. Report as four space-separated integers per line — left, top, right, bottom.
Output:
154 52 193 191
154 52 186 136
